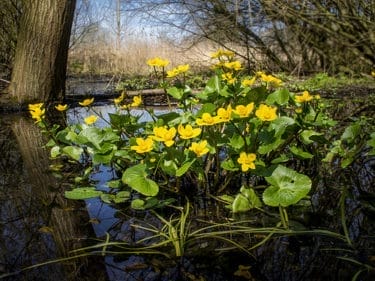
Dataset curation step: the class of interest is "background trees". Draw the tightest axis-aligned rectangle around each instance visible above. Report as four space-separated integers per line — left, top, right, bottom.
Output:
136 0 374 73
0 0 373 99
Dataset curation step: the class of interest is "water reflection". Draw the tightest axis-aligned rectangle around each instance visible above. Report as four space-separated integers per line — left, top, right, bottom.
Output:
0 115 106 281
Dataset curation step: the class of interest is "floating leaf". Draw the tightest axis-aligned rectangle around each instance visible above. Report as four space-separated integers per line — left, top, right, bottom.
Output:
263 165 311 207
107 180 122 188
65 187 103 200
131 198 145 209
100 191 130 204
122 164 159 196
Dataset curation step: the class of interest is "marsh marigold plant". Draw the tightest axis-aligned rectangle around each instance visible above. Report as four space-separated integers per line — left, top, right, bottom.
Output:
29 49 342 218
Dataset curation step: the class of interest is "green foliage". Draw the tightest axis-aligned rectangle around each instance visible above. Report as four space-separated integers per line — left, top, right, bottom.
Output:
30 51 374 228
323 117 374 168
122 164 159 196
289 72 375 92
263 165 312 207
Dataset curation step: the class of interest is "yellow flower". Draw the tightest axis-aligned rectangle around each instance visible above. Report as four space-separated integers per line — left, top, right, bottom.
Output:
167 69 180 78
295 91 313 103
178 124 201 139
371 70 375 77
237 152 256 172
28 103 44 111
79 97 94 107
28 103 45 122
55 104 68 111
196 113 220 126
210 49 235 59
152 126 177 147
114 91 126 105
177 64 189 73
167 64 190 78
295 108 303 114
221 72 237 85
224 61 242 71
189 140 209 157
233 103 254 118
216 105 232 123
211 61 225 70
260 73 282 87
84 115 98 125
314 94 321 100
255 104 278 121
130 96 142 107
146 57 170 67
242 77 256 87
131 137 154 154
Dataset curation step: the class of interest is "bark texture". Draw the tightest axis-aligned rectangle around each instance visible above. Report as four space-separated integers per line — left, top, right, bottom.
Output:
9 0 76 104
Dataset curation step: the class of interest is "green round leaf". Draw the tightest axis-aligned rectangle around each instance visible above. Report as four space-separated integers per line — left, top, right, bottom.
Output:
232 194 251 213
131 198 145 210
122 164 159 196
65 187 103 200
263 165 311 207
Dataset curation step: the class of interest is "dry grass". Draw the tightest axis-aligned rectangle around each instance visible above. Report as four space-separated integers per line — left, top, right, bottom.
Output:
67 38 221 77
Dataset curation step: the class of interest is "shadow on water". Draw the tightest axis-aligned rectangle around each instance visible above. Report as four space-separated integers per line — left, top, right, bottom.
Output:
1 94 374 280
0 114 107 281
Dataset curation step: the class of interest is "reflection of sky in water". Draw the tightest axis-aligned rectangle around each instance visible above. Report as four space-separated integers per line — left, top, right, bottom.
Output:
67 104 178 127
66 104 179 280
66 104 178 237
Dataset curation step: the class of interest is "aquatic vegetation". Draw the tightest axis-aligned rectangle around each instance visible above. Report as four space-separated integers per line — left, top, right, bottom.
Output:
29 50 374 232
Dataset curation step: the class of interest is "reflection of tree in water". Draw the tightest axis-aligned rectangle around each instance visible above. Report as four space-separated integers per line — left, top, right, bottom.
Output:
0 116 106 281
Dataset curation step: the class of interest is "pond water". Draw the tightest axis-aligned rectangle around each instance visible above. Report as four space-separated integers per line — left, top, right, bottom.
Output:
1 99 374 280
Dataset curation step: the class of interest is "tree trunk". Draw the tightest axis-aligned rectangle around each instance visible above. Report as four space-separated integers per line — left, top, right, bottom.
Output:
9 0 76 104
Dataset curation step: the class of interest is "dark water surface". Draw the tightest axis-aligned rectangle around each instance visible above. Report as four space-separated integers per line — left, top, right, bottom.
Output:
1 100 374 280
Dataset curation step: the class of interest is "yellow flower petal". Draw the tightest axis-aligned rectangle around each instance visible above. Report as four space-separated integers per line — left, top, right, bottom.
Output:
84 115 98 125
255 104 277 122
55 104 68 111
79 98 94 107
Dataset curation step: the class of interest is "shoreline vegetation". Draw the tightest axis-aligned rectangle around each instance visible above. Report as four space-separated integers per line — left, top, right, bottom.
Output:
1 42 374 111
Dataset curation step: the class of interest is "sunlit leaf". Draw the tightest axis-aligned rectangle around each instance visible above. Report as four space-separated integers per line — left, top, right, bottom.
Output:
221 159 239 171
62 146 83 161
263 165 311 207
232 186 262 213
131 199 145 209
290 146 314 159
266 88 290 105
167 86 184 100
176 160 196 177
229 134 245 150
50 146 60 158
300 130 324 145
107 180 122 188
65 187 103 200
122 164 159 196
232 194 251 213
341 123 361 142
79 127 104 149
